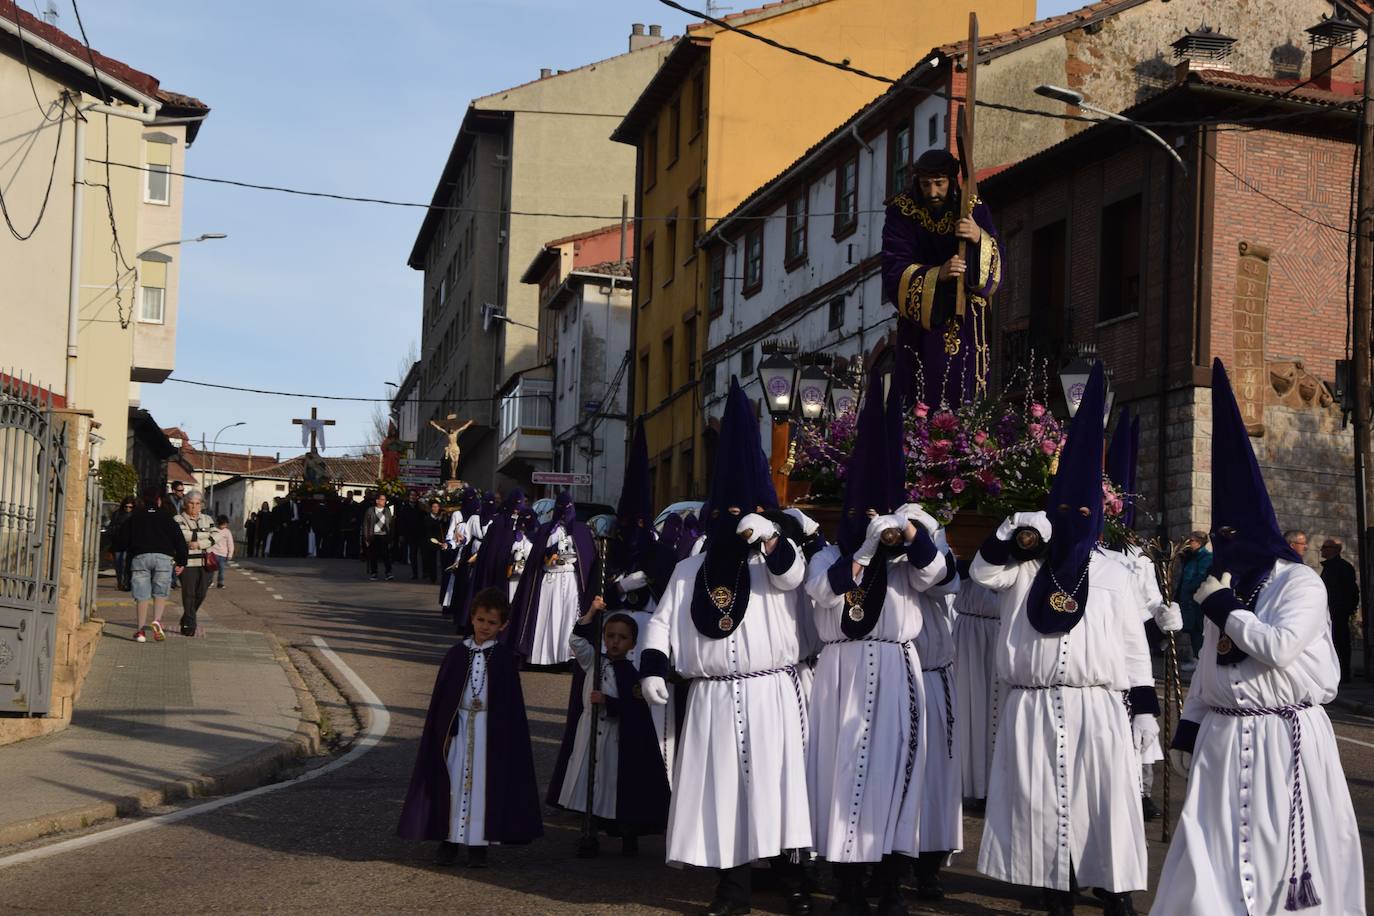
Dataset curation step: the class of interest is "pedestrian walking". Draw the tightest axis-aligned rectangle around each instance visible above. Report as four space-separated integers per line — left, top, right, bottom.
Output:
125 487 186 643
174 490 216 636
210 514 235 588
1320 536 1359 684
401 491 424 579
421 500 445 583
109 497 135 590
1175 531 1212 671
362 492 395 580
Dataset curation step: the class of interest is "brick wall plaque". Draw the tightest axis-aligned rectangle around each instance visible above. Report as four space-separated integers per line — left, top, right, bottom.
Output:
1233 241 1271 436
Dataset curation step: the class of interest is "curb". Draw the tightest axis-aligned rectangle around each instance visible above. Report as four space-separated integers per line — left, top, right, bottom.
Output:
0 632 322 850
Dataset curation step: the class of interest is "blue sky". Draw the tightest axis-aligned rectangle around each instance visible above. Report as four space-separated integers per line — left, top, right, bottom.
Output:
71 0 1081 460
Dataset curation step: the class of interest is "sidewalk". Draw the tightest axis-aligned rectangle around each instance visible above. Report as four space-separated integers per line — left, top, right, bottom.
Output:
0 573 318 847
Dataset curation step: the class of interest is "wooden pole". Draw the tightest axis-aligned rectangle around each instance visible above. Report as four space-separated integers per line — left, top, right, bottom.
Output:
1355 20 1374 678
954 12 979 318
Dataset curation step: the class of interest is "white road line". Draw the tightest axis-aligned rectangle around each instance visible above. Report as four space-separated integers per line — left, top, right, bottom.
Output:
0 637 390 870
1335 733 1374 750
272 594 284 601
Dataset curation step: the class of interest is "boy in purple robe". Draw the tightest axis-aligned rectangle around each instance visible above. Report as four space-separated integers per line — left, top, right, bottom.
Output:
881 148 1002 408
397 586 542 866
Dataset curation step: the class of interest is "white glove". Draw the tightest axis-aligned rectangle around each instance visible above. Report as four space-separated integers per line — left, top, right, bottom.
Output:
1154 601 1184 634
1193 572 1232 606
1169 748 1192 779
895 503 940 537
996 510 1051 542
853 516 886 567
640 675 669 706
616 570 649 595
736 513 778 545
1132 714 1160 757
783 507 820 537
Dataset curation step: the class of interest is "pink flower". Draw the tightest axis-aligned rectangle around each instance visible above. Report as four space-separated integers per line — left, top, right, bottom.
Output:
1030 403 1046 419
1027 423 1043 439
973 431 988 446
949 477 967 494
1041 440 1058 456
914 401 930 419
927 440 952 460
932 411 959 433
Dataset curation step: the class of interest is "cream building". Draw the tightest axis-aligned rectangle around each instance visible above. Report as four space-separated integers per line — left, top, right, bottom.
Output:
0 3 208 453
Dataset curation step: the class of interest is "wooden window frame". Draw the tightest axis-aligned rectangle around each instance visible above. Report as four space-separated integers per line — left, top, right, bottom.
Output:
784 192 808 270
742 226 764 297
691 70 706 142
887 118 912 198
641 237 655 306
708 249 725 317
833 153 859 239
644 119 659 190
664 214 678 286
668 97 682 167
1098 193 1144 323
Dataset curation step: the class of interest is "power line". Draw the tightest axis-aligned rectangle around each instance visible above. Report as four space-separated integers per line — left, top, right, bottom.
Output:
1203 146 1355 237
0 94 68 240
165 376 546 404
8 1 64 122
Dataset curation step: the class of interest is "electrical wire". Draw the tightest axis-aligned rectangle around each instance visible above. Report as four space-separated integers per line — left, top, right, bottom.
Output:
0 93 67 240
1203 146 1355 237
9 1 64 121
165 376 546 404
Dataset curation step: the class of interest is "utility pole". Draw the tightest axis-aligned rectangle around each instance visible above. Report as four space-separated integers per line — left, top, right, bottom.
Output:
1353 19 1374 679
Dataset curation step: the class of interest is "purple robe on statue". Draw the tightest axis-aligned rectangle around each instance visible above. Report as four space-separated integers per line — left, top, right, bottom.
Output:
881 191 1002 408
396 641 543 844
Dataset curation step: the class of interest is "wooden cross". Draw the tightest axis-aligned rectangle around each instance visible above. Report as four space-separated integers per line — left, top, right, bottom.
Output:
292 406 336 452
955 11 979 318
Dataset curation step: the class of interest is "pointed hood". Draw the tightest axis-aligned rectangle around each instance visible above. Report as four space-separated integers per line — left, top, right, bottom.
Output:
458 487 479 516
1210 358 1300 588
838 361 904 554
1027 361 1107 634
1106 406 1137 529
552 491 575 527
613 423 654 571
501 488 528 514
702 378 778 542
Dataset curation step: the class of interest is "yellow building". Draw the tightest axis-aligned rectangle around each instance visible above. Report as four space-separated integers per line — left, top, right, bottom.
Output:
612 0 1035 507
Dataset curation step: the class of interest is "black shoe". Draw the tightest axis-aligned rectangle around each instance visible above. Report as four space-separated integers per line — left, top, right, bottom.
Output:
386 574 395 581
369 574 377 581
1044 889 1075 916
1102 893 1137 916
621 834 639 857
874 896 908 916
915 872 944 901
701 901 750 916
466 845 488 868
829 897 870 916
785 891 813 915
1141 796 1160 821
433 841 460 866
216 583 224 588
965 797 986 816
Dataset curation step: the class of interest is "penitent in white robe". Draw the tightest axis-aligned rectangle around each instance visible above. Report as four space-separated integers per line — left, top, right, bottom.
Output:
1113 547 1166 776
916 586 964 856
445 637 493 846
953 575 1002 801
508 537 532 601
643 544 811 869
970 549 1152 893
524 529 582 666
558 632 621 819
1150 559 1364 916
803 542 950 863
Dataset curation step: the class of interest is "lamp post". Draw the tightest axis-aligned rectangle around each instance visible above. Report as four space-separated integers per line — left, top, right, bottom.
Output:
1059 351 1115 421
757 343 799 501
208 421 246 514
135 232 229 260
1034 85 1187 174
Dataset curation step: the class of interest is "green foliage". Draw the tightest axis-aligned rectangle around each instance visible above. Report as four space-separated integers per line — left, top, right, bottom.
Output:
98 458 138 503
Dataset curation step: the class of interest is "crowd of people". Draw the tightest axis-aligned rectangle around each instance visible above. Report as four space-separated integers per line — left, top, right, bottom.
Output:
392 362 1363 916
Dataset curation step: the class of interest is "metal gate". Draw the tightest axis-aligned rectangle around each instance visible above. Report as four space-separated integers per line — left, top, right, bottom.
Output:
0 376 67 716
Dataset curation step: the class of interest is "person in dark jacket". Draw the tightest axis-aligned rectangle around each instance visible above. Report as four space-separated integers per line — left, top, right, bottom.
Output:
126 487 188 642
1321 537 1360 684
421 500 446 583
108 498 136 590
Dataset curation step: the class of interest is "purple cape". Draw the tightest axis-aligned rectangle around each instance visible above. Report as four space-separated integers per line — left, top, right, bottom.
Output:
396 641 543 844
471 511 522 598
505 520 600 658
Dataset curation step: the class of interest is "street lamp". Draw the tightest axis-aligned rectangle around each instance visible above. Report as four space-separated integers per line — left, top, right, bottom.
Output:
1059 352 1115 420
1033 84 1187 175
136 232 228 259
830 376 859 417
797 362 832 421
757 347 799 422
207 421 246 513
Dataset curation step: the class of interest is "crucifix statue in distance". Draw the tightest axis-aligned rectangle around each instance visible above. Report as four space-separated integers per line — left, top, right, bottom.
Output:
429 414 475 482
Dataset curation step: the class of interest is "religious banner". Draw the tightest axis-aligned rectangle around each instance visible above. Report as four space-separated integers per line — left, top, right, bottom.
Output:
1232 241 1270 436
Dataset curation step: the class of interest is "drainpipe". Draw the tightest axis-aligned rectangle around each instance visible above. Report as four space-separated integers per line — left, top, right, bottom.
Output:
64 104 86 403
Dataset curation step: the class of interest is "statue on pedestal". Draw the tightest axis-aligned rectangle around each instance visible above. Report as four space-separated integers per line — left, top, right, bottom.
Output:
429 414 475 482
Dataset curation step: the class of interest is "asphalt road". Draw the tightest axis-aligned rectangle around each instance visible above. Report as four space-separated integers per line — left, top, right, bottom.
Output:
2 557 1373 914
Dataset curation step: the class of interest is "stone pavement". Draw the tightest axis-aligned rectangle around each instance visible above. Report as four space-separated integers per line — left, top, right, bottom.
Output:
0 571 313 847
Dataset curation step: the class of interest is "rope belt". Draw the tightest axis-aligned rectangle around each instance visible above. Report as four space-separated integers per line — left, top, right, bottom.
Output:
1210 702 1321 912
1006 683 1100 690
923 662 955 759
959 612 999 621
823 638 923 800
703 664 808 751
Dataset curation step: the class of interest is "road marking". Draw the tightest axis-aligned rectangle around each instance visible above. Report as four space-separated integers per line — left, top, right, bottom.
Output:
0 637 390 870
272 594 284 601
1335 733 1374 750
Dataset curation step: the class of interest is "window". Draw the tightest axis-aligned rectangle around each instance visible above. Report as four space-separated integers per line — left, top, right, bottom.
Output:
639 352 650 413
692 70 706 138
741 347 755 379
684 316 698 381
668 97 682 165
828 296 845 331
888 119 912 196
569 348 577 392
663 335 674 394
834 155 859 237
642 240 655 300
145 164 170 204
785 193 808 266
645 119 659 186
743 226 763 295
664 217 677 284
689 188 703 248
708 250 725 315
1030 220 1068 352
139 286 166 323
927 114 939 146
1099 195 1143 322
703 362 717 396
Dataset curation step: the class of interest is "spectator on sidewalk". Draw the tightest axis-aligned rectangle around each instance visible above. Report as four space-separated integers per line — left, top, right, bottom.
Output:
363 492 395 581
210 514 236 589
245 511 258 559
165 480 185 516
175 491 217 636
109 497 135 591
422 499 445 583
400 491 424 579
1175 530 1211 672
126 487 187 643
1321 536 1360 684
1284 528 1309 565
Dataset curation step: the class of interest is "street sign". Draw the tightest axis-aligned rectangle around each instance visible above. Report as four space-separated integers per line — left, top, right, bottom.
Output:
399 458 441 488
531 471 592 486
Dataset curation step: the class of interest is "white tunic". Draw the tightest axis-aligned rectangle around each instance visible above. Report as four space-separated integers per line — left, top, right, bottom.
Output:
558 632 621 818
915 587 963 855
445 637 493 846
803 543 948 862
970 549 1151 892
643 545 811 869
954 575 1002 801
1113 547 1165 771
444 510 465 548
524 527 582 666
1151 560 1364 916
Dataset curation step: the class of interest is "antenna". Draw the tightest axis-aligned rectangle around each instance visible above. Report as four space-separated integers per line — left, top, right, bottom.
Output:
40 1 58 26
707 1 733 17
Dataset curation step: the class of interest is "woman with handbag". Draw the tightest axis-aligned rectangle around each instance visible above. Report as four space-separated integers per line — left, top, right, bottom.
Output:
175 490 217 636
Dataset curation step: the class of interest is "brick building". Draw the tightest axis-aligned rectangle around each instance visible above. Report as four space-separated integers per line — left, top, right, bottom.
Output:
982 36 1361 553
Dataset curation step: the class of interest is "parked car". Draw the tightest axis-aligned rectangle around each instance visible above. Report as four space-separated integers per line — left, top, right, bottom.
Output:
532 497 616 525
654 500 704 532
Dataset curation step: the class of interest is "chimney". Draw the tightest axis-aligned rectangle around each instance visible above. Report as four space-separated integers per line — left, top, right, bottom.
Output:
1171 21 1238 75
1307 11 1361 92
630 22 665 51
539 67 552 79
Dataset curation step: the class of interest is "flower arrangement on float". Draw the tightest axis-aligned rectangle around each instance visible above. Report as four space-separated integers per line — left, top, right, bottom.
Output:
289 478 340 500
375 477 409 500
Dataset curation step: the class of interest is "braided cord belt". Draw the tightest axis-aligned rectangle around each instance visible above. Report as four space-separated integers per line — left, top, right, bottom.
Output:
703 664 808 752
923 662 955 759
1211 702 1321 912
824 637 923 803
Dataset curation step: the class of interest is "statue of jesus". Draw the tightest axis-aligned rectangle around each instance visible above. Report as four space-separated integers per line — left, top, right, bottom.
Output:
429 414 475 482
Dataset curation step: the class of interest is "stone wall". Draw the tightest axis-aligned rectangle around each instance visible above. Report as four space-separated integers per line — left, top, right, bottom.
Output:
0 409 104 747
1254 401 1357 566
1132 386 1210 543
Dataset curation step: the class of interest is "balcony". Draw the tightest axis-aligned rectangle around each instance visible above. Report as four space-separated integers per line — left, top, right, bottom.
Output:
496 377 554 472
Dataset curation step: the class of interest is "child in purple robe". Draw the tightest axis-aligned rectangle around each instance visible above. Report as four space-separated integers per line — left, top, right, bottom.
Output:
397 586 543 866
